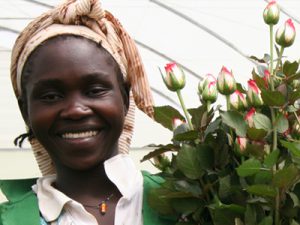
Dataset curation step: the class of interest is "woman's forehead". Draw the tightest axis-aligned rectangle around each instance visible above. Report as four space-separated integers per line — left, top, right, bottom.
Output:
24 35 120 77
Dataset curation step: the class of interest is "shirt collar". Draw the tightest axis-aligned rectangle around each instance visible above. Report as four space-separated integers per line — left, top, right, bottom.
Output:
104 153 143 199
32 153 143 222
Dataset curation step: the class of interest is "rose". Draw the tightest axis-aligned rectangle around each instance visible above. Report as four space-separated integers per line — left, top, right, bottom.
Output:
276 19 296 48
198 74 216 94
161 62 186 91
263 69 270 88
229 90 247 111
247 79 263 107
245 107 256 128
172 117 185 130
201 81 218 103
235 136 248 155
263 1 280 25
217 66 237 95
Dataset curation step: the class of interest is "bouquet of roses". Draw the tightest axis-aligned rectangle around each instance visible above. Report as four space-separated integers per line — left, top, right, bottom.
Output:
142 1 300 224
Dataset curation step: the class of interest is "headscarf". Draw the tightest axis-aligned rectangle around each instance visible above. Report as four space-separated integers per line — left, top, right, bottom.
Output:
10 0 154 175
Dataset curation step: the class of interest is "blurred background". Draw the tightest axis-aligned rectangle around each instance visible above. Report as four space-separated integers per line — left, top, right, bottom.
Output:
0 0 299 193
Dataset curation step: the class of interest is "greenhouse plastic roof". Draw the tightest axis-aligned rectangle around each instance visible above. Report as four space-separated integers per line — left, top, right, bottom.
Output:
0 0 299 148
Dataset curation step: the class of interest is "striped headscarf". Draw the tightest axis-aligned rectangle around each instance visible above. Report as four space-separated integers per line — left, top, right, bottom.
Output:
10 0 154 175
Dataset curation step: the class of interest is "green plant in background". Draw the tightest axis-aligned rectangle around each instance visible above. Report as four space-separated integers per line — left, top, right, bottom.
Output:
142 1 300 224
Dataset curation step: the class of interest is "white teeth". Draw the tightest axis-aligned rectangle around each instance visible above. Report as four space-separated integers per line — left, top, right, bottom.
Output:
62 131 98 139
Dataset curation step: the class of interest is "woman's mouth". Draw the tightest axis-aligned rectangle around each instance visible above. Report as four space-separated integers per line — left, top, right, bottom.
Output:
61 130 99 139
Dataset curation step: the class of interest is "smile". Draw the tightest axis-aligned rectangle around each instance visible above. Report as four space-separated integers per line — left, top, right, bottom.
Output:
61 130 99 139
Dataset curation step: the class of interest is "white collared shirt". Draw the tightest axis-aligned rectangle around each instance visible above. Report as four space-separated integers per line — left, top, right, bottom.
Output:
32 154 143 225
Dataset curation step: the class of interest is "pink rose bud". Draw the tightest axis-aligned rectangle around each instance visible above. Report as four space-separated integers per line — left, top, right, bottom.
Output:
229 90 247 111
236 136 248 154
172 117 185 130
263 69 270 88
198 74 216 94
263 1 280 25
201 81 218 103
162 62 186 91
276 19 296 48
217 66 237 95
247 79 263 107
245 107 256 128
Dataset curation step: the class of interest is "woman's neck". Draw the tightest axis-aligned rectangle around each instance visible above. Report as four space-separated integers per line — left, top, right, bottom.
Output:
54 162 119 205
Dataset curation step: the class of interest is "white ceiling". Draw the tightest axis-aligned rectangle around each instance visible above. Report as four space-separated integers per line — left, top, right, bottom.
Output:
0 0 299 149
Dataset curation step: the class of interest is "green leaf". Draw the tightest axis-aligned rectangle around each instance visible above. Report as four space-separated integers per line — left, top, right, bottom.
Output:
140 144 177 162
288 192 300 207
289 90 300 104
280 140 300 165
162 191 195 199
176 145 203 179
209 203 245 225
252 69 266 90
273 164 299 189
261 90 286 107
188 106 211 130
264 149 280 168
250 55 267 64
258 216 273 225
236 82 246 93
246 184 277 197
209 208 238 225
253 113 272 131
204 117 221 136
220 110 247 137
236 158 261 177
283 60 299 76
281 140 300 157
275 114 289 133
148 188 174 215
173 130 198 141
218 175 232 199
254 171 272 184
218 204 245 214
245 204 256 225
192 206 205 222
247 127 268 141
286 72 300 83
171 198 203 215
154 106 185 130
173 180 202 196
175 222 196 225
247 143 265 159
197 144 214 170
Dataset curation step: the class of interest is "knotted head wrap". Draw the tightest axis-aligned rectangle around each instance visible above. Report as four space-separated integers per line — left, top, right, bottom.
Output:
10 0 154 175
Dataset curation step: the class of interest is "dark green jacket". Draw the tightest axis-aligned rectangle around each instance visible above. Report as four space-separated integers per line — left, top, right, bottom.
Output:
0 171 174 225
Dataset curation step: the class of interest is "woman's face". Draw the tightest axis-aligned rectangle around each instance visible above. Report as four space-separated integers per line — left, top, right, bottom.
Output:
21 37 127 170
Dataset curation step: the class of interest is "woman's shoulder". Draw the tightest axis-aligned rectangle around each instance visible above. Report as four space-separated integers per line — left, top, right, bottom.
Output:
0 178 37 202
141 171 176 225
0 178 40 225
142 170 165 188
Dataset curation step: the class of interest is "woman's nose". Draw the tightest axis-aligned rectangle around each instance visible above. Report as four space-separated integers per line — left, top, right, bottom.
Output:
60 97 92 120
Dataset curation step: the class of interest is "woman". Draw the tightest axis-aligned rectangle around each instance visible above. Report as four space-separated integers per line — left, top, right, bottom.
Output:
0 0 174 224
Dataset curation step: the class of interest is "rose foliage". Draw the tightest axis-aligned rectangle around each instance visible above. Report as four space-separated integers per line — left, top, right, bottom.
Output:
142 2 300 225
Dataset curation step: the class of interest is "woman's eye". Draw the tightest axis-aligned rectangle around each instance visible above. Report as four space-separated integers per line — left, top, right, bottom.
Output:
40 92 63 102
86 87 106 96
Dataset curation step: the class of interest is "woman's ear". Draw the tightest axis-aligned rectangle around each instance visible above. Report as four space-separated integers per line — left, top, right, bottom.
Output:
18 96 29 126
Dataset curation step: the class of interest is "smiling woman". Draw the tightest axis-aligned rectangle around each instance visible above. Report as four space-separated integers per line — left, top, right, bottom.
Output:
21 36 127 171
0 0 173 225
